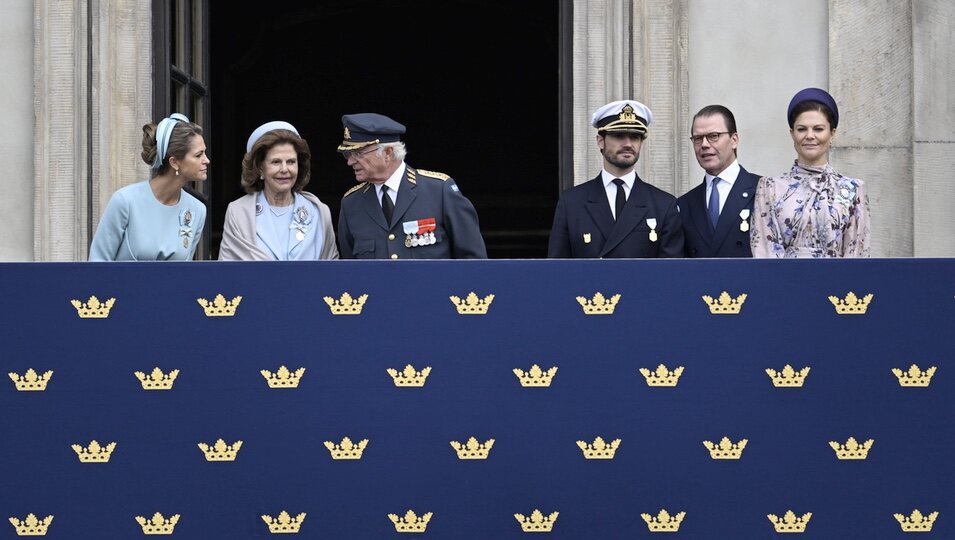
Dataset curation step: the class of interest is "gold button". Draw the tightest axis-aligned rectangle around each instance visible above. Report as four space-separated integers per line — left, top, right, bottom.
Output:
391 254 398 260
388 234 395 240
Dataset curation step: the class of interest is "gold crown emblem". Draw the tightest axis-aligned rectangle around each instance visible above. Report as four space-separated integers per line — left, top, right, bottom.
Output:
387 364 431 387
72 440 116 463
8 369 53 391
343 126 351 140
639 364 684 387
702 291 746 314
261 366 305 388
641 509 685 532
829 437 873 460
323 292 368 315
262 511 306 534
513 364 557 387
828 292 872 314
450 292 494 315
134 367 179 390
134 513 180 535
197 294 242 317
766 365 810 387
767 510 812 533
71 295 115 318
324 437 368 460
619 104 638 122
514 509 559 532
576 292 621 315
703 437 748 459
892 364 936 387
8 514 54 536
198 439 243 461
577 436 621 459
894 510 938 532
388 510 432 533
450 437 495 459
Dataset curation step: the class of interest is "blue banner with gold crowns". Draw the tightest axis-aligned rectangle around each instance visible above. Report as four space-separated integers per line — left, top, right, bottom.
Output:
0 259 952 538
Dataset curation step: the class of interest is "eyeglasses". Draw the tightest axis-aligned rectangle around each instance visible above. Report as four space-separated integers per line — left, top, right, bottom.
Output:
690 132 730 145
342 146 379 161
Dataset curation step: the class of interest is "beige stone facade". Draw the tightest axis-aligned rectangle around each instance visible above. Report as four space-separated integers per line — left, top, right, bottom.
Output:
4 0 952 259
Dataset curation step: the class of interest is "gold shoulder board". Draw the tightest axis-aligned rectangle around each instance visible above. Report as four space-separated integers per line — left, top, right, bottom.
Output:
343 182 368 198
416 169 450 181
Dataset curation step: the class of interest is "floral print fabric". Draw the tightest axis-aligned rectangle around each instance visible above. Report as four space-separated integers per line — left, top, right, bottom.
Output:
751 161 870 258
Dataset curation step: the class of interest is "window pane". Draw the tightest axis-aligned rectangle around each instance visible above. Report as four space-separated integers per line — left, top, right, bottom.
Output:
191 94 204 126
172 80 186 114
171 0 184 68
191 0 203 81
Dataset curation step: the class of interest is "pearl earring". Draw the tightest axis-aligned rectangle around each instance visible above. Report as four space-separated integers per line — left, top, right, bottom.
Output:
260 174 264 180
175 169 180 176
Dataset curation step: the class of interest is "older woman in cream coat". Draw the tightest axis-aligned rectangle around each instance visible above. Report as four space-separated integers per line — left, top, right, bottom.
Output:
219 121 338 261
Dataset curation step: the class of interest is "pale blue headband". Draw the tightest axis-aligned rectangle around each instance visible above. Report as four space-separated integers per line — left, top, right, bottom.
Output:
246 121 299 153
152 113 190 170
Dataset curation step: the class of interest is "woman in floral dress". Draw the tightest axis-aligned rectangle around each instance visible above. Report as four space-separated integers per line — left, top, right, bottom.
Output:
751 88 870 258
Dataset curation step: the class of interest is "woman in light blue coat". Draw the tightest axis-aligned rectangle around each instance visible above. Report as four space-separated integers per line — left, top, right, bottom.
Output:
89 113 209 261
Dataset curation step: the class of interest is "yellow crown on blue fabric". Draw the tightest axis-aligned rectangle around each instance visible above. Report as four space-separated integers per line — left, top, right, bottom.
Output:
641 509 685 532
8 514 54 536
894 510 938 532
388 510 432 533
514 509 559 532
592 100 652 135
338 113 406 151
262 511 306 534
135 513 180 535
768 510 812 533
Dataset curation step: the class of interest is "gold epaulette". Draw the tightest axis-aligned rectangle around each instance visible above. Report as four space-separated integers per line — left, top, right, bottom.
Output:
416 169 451 181
342 182 369 198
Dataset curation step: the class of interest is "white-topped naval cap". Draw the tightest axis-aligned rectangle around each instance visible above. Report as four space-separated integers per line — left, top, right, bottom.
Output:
591 100 653 135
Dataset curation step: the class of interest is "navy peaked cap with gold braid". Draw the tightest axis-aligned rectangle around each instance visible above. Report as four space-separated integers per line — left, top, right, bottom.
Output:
337 113 406 151
591 100 653 136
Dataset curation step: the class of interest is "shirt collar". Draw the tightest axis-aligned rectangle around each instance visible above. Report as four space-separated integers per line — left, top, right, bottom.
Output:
601 170 636 189
378 162 407 196
704 159 740 186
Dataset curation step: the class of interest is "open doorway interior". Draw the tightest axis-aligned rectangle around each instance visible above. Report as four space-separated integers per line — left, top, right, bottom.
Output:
209 0 560 259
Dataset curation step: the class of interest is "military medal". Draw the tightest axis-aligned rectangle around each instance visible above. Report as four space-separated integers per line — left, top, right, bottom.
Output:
583 233 591 244
403 218 437 248
739 209 750 232
647 218 658 242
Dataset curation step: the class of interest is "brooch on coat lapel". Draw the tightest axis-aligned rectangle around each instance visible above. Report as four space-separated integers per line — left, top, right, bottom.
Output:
179 209 193 248
290 206 310 242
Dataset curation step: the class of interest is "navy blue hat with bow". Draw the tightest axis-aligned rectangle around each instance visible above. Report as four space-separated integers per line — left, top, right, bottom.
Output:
337 113 406 151
787 87 839 129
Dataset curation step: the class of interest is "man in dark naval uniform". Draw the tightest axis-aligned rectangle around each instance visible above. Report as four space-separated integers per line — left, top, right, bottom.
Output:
677 105 760 257
548 99 684 258
336 113 487 259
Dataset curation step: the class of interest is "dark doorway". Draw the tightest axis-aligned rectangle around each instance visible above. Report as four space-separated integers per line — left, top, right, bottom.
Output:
209 0 561 259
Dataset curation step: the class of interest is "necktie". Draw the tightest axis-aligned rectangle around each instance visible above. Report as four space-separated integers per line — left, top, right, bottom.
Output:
708 177 721 228
612 178 626 220
381 185 394 223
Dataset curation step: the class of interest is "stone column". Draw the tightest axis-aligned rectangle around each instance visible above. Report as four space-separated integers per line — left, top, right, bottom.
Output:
829 0 914 257
913 0 955 256
33 0 151 261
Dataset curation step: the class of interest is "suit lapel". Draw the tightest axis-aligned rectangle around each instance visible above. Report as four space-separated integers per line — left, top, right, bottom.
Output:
601 177 650 256
583 176 615 244
711 167 758 251
362 184 390 230
389 171 418 228
688 180 714 248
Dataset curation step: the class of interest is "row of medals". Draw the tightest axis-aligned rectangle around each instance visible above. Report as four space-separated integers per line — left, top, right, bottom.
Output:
406 232 437 248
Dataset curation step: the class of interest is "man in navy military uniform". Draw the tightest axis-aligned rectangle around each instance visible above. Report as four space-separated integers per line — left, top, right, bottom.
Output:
677 105 760 257
548 100 684 258
336 113 487 259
